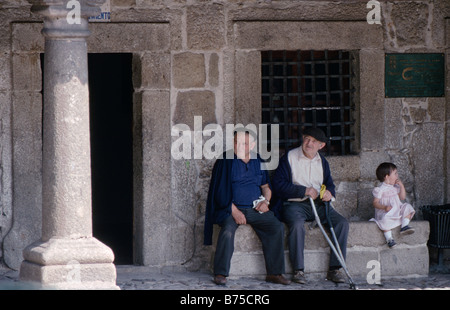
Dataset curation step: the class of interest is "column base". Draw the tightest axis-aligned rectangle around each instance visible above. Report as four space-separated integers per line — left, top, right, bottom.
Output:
19 237 119 289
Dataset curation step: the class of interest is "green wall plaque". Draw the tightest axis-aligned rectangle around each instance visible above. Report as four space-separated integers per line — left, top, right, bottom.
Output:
385 53 445 98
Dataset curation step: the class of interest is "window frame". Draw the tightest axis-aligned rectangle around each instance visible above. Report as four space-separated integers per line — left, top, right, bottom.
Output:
261 50 359 157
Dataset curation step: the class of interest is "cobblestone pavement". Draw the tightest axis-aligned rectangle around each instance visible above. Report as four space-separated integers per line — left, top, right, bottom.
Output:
115 265 450 291
1 264 448 291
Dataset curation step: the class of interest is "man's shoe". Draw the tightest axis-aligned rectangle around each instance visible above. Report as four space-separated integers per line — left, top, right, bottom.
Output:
213 274 227 285
265 274 291 285
400 225 415 235
326 269 346 283
292 270 306 284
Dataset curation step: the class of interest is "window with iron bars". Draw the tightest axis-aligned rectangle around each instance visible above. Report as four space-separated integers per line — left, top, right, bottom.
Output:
262 50 357 156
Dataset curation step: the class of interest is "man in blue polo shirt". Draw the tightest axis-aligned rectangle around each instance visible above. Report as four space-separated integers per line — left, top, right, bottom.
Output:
204 128 289 286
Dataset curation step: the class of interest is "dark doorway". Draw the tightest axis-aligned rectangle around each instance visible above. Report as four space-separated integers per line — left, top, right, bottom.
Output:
88 53 134 265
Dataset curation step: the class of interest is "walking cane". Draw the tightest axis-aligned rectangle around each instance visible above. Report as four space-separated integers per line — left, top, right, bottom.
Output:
308 186 357 289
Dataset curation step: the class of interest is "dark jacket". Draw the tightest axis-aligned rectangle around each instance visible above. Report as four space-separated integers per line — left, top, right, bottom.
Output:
203 151 269 245
270 149 335 219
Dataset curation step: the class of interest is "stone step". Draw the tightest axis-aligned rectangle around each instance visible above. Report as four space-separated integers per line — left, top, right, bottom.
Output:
212 221 430 279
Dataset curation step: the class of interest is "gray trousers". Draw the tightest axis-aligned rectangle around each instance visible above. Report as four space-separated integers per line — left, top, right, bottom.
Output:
281 200 349 271
214 208 285 277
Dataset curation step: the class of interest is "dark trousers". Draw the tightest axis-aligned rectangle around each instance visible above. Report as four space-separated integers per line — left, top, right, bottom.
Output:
214 208 285 277
281 200 349 271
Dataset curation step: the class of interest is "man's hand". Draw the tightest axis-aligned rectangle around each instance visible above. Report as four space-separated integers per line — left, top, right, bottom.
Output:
321 190 333 202
254 200 270 213
305 187 319 200
231 204 246 225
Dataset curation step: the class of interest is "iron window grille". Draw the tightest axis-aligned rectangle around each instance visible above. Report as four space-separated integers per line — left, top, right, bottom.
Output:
262 50 357 156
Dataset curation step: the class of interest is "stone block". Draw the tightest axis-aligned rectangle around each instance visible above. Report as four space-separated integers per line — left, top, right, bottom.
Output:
4 91 42 270
333 181 359 219
327 156 360 181
12 53 42 91
88 23 170 53
20 261 118 289
447 19 450 48
208 53 219 87
302 250 330 274
173 52 205 89
346 247 379 277
0 91 12 229
359 151 390 180
170 158 199 264
0 52 11 91
447 123 450 203
304 225 329 250
359 49 385 151
384 98 404 149
186 4 225 50
235 50 261 125
12 22 44 53
387 152 414 191
357 181 379 220
112 0 136 6
228 250 330 278
133 52 170 90
380 245 429 277
133 90 172 266
348 221 429 247
411 123 445 206
228 253 267 277
348 221 386 247
222 48 235 125
428 98 446 122
173 90 216 128
389 2 429 47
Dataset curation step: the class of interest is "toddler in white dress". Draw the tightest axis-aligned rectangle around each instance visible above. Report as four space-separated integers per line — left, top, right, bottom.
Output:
370 162 415 248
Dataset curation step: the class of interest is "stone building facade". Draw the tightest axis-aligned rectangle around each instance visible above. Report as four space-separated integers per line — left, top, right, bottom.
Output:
0 0 449 279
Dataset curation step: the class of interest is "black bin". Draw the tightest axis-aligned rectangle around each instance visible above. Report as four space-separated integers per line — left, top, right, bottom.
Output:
421 205 450 266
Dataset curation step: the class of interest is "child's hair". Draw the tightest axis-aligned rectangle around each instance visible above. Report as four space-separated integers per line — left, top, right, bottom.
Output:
376 162 397 182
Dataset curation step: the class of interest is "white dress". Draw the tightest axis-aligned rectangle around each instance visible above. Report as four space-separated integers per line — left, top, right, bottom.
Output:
370 183 415 231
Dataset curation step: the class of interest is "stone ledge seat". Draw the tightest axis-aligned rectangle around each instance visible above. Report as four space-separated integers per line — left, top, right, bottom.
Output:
212 221 429 280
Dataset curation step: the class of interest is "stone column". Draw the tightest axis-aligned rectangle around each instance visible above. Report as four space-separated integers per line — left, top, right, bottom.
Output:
19 0 118 289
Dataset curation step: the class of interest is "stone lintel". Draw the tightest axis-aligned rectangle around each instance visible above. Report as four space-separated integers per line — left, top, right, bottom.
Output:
234 21 382 50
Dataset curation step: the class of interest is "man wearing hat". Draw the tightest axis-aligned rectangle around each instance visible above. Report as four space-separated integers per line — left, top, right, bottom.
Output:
271 127 349 284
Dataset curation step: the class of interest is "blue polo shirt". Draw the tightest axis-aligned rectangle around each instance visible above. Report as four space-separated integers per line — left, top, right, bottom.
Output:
231 156 269 208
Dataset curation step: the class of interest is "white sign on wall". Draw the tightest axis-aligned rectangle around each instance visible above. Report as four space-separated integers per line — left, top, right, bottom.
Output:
89 0 111 22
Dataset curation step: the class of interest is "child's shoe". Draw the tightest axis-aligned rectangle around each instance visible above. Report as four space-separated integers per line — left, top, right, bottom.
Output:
400 225 415 235
387 239 396 248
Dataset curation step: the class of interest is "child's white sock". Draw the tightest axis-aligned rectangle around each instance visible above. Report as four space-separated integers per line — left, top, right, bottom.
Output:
401 218 410 228
383 231 392 241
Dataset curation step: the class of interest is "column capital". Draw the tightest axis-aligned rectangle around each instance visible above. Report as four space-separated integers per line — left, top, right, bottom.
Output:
29 0 105 38
30 0 105 18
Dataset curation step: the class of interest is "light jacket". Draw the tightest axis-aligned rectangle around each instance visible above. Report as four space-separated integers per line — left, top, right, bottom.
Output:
270 148 335 219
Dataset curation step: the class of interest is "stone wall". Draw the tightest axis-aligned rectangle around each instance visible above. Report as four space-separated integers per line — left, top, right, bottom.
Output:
0 0 448 272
